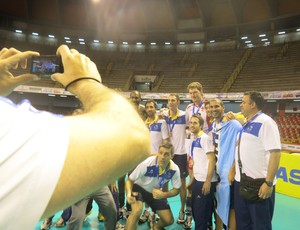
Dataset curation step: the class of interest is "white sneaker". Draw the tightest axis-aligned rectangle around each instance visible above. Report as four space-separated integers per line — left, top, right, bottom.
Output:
116 221 125 230
176 211 185 224
183 216 192 229
40 218 52 230
139 209 150 223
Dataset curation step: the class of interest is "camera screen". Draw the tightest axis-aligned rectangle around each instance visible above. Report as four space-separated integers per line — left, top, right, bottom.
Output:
31 55 63 76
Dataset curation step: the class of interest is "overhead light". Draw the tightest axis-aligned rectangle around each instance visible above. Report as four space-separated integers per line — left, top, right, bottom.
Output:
247 44 254 47
122 41 128 45
15 29 22 33
234 100 242 103
278 31 285 35
48 94 56 97
64 37 70 40
259 34 266 37
194 41 200 44
79 42 85 45
32 32 39 36
165 42 171 45
136 42 142 45
241 36 248 40
267 100 276 102
150 42 156 45
78 38 85 41
210 40 215 43
48 35 55 38
179 41 185 45
93 40 99 43
108 41 114 44
245 40 251 43
66 40 71 43
293 99 300 102
296 28 300 32
261 38 268 41
60 95 68 98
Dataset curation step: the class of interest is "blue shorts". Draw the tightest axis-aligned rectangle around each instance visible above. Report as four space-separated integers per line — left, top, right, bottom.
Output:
132 184 171 212
172 154 188 178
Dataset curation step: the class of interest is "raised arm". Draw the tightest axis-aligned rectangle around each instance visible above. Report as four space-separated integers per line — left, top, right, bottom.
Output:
0 47 40 96
42 45 150 217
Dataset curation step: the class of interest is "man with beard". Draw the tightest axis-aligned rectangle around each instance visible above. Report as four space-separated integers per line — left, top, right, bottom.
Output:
209 98 242 230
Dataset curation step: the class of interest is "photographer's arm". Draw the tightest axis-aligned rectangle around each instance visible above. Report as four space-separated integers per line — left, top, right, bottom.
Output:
42 46 150 218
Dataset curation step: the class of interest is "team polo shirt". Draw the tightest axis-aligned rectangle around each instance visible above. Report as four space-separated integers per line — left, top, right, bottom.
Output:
146 116 169 154
0 98 69 229
186 102 208 133
235 113 281 182
189 132 218 182
129 156 181 193
163 109 186 155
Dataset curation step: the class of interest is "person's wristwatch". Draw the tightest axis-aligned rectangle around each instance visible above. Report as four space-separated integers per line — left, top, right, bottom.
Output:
264 180 273 187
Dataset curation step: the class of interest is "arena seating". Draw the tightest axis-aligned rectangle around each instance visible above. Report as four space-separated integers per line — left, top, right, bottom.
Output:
7 40 300 94
275 114 300 144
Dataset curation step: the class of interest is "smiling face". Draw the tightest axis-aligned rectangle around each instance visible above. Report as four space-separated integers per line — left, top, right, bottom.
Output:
189 116 202 135
188 87 203 105
210 99 224 121
205 102 211 118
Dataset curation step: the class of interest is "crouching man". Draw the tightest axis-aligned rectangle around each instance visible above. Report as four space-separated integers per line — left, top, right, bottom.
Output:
125 142 181 230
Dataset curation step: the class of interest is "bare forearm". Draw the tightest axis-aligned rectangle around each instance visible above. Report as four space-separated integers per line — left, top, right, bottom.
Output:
163 188 180 198
266 149 281 182
206 153 216 182
44 83 150 218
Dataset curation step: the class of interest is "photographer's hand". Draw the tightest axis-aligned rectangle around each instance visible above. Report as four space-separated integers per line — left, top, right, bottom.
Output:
52 45 101 94
0 48 40 96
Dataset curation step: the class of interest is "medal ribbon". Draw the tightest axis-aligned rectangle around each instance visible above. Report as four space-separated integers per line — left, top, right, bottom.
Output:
192 99 205 115
190 130 204 159
238 111 263 141
155 157 170 189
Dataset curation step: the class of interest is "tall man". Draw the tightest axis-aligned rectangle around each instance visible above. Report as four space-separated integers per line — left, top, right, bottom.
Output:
209 98 242 230
234 91 281 230
125 142 181 230
186 82 208 133
188 114 218 230
163 93 188 224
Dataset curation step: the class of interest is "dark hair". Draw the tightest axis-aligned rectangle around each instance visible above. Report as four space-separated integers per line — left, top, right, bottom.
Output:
191 114 204 126
130 90 141 100
159 142 174 155
209 98 224 107
244 91 264 110
145 99 157 109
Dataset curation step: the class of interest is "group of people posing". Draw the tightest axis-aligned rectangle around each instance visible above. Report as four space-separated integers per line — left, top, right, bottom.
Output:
121 83 281 230
0 46 281 230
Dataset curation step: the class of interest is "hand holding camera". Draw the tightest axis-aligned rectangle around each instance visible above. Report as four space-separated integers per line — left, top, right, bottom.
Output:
0 47 40 96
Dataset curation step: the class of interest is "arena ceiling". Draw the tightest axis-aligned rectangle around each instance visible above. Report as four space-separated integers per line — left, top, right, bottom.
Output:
1 0 300 45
